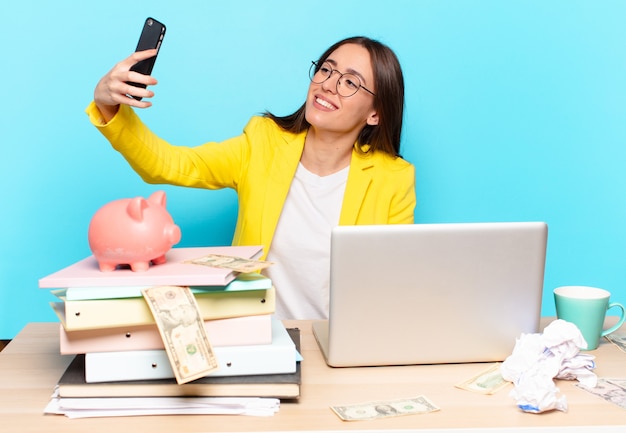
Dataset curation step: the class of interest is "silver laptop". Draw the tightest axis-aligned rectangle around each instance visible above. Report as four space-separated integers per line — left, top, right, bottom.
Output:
312 222 547 367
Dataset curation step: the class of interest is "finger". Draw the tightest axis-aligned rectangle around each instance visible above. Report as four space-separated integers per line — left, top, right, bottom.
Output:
109 90 153 109
124 48 158 66
126 69 158 87
123 83 156 102
125 97 153 109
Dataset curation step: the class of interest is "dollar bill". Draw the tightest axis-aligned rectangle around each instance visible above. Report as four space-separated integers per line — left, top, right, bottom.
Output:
605 332 626 353
576 378 626 409
186 254 274 273
455 363 510 394
142 286 219 384
331 395 440 421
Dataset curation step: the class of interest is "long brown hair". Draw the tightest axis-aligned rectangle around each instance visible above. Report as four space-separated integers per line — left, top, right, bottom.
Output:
264 36 405 157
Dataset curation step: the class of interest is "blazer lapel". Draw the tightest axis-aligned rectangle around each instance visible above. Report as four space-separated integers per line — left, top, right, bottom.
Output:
259 132 305 250
339 151 374 225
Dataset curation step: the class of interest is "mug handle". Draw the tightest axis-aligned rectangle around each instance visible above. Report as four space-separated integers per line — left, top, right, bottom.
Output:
601 302 626 337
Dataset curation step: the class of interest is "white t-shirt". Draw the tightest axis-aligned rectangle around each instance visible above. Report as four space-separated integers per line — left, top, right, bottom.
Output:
264 162 348 320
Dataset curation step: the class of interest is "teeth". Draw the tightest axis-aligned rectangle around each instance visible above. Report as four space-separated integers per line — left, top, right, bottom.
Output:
316 97 336 110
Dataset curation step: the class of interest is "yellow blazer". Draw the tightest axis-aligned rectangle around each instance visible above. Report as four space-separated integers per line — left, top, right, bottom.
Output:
86 102 416 258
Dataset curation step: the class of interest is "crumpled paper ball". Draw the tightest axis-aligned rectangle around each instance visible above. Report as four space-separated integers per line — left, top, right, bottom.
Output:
500 319 597 413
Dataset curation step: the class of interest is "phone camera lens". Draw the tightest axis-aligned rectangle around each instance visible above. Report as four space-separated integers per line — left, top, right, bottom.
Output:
147 19 154 26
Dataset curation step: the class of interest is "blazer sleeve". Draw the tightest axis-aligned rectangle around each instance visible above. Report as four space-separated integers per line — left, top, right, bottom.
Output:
85 101 255 191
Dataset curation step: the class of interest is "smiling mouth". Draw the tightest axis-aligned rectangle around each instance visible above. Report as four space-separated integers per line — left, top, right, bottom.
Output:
315 97 337 111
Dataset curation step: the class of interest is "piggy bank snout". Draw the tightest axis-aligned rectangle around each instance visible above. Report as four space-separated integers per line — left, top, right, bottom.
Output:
166 224 182 245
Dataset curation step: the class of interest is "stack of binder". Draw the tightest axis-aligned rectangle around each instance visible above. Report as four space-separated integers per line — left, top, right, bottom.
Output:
39 246 301 400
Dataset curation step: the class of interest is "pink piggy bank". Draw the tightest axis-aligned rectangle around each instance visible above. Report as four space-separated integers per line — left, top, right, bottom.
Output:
88 190 182 272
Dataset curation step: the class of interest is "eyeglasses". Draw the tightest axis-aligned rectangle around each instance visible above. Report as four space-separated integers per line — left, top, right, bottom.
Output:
309 61 376 98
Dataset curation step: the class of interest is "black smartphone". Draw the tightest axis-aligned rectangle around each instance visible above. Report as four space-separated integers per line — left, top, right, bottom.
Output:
127 17 166 100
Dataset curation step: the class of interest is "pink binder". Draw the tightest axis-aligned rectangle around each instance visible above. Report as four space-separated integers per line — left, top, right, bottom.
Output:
39 246 264 288
59 314 273 355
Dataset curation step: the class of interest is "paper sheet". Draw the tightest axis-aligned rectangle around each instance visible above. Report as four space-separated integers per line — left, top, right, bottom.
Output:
45 394 280 418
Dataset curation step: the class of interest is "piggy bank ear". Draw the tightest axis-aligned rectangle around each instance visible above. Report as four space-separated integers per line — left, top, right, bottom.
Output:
147 190 167 208
127 197 149 222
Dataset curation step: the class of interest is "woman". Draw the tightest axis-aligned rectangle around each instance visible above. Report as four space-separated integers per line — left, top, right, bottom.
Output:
87 36 416 320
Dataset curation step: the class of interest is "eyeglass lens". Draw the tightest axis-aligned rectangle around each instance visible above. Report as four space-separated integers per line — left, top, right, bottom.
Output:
309 61 363 97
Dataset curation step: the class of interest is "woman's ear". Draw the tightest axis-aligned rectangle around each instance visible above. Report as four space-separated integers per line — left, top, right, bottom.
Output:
366 111 379 126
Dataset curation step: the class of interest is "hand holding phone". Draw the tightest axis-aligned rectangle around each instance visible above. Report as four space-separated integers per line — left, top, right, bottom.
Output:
127 17 166 100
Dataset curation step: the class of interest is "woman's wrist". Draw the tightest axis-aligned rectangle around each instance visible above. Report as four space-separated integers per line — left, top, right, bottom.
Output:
95 102 120 124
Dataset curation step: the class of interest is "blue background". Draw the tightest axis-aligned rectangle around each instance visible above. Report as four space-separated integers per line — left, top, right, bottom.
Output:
1 1 625 338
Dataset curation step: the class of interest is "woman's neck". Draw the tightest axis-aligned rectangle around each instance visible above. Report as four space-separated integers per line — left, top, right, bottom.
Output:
300 129 355 176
